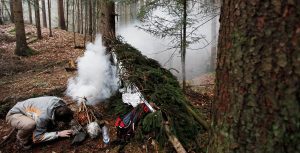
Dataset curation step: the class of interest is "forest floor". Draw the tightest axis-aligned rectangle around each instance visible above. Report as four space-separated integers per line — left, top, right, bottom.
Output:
0 24 214 153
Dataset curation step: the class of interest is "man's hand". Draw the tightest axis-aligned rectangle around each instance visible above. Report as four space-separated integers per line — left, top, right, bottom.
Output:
57 130 73 137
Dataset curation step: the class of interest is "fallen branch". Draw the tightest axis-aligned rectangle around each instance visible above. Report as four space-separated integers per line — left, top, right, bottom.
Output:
164 124 187 153
0 128 16 147
184 103 209 130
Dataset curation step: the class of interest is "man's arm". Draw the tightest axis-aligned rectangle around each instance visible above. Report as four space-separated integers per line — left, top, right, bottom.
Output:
32 117 72 143
32 117 57 143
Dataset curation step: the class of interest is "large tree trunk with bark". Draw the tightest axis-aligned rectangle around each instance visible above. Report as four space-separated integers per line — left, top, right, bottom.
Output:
58 0 66 30
13 0 29 56
100 0 115 46
41 0 47 28
209 1 300 153
34 0 42 39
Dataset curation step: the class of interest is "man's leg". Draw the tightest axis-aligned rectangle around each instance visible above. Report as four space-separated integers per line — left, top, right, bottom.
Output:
6 113 36 145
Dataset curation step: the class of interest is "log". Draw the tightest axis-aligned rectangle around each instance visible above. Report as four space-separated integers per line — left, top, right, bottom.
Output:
164 124 187 153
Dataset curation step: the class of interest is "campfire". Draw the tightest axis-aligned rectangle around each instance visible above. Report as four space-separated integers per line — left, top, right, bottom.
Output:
71 97 106 143
76 97 97 125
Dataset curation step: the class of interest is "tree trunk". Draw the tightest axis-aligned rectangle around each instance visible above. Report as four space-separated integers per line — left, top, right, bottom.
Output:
80 0 83 34
9 0 13 22
0 1 3 24
210 0 217 71
89 0 92 36
209 1 300 153
47 0 52 37
181 0 187 92
34 0 42 39
2 0 11 22
83 0 87 47
66 0 69 30
100 0 115 46
76 0 80 33
27 0 32 24
41 0 47 28
58 0 66 30
13 0 29 56
72 0 76 47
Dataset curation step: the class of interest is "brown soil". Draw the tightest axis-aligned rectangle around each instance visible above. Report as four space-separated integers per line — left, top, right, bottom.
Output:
0 24 213 153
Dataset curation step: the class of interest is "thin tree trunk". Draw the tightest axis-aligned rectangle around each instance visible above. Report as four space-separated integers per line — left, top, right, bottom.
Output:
66 0 69 30
27 0 32 24
13 0 29 56
0 1 3 24
76 0 80 33
80 0 83 34
41 0 47 28
57 0 66 30
2 0 11 22
89 0 92 38
181 0 187 92
34 0 42 39
9 0 13 22
210 0 217 71
47 0 52 37
84 0 87 47
73 0 76 47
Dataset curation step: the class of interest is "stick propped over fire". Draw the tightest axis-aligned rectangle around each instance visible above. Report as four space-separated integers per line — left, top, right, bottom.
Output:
77 97 97 125
75 97 102 139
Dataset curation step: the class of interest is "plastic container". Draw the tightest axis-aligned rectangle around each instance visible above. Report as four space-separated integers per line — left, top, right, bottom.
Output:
102 125 110 144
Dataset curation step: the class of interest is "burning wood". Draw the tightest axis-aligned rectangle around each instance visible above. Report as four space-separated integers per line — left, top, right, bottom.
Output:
74 97 103 139
76 97 98 125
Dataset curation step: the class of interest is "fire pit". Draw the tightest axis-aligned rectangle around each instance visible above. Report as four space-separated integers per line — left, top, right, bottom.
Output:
75 97 102 138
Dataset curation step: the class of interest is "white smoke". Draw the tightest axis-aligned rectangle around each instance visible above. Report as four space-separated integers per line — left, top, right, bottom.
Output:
66 35 119 105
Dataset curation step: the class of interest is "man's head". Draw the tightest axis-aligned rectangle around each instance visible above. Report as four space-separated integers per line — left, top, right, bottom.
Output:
54 105 74 123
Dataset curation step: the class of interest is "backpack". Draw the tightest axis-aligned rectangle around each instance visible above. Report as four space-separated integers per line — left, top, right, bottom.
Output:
114 103 150 141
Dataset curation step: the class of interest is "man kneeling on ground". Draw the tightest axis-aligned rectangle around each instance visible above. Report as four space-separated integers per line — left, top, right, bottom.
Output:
6 96 74 150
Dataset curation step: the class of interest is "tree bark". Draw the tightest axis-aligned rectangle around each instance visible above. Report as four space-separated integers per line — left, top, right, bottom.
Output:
100 0 115 47
13 0 29 56
209 1 300 153
47 0 52 37
57 0 66 30
34 0 42 39
41 0 47 28
27 0 32 24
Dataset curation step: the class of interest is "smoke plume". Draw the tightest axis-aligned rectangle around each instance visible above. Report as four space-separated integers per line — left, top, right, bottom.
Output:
66 35 119 105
